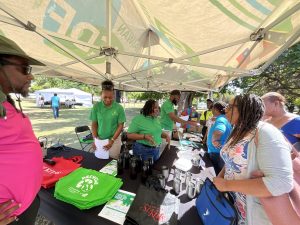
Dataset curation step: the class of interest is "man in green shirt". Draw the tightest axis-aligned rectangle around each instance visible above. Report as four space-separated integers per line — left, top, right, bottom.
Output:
90 80 126 159
160 90 198 132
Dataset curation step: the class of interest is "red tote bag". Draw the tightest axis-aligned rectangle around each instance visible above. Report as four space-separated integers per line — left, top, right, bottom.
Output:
42 156 82 188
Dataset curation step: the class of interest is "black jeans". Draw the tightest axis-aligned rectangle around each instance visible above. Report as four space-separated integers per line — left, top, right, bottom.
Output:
11 195 40 225
209 153 224 176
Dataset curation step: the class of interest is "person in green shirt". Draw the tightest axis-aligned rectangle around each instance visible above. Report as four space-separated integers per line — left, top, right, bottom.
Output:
127 99 170 161
160 90 198 132
90 80 126 159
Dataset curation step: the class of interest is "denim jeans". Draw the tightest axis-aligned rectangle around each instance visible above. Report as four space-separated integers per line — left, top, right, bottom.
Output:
132 142 160 161
52 106 59 119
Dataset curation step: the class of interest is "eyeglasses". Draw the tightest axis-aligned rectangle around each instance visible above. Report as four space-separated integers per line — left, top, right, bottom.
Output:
226 103 238 110
0 59 32 75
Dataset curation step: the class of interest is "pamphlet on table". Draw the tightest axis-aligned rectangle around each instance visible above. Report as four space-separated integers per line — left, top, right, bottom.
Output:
98 189 136 224
99 160 117 176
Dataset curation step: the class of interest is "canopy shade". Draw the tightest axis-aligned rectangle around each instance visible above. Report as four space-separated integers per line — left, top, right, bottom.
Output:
0 0 299 92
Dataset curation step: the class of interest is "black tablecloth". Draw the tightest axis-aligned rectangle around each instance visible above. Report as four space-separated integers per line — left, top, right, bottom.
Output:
39 144 212 225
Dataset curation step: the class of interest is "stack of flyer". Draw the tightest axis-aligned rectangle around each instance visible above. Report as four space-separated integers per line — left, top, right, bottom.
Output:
99 160 118 176
98 189 136 224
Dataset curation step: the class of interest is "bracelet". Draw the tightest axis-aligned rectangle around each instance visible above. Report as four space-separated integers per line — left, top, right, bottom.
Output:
111 137 115 142
143 134 146 140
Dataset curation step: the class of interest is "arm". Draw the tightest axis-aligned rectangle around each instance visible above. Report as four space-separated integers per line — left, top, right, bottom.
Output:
212 130 224 148
168 112 198 126
112 123 124 141
127 133 155 145
91 121 98 139
161 131 171 147
214 177 272 197
104 123 124 150
214 124 293 197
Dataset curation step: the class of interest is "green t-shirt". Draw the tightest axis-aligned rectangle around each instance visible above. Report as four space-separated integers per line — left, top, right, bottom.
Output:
90 101 126 139
128 114 162 146
160 99 175 131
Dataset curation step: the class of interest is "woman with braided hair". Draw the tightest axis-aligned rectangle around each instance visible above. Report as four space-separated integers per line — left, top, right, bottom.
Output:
213 94 293 225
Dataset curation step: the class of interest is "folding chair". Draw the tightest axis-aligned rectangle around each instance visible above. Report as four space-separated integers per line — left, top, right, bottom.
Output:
75 125 93 151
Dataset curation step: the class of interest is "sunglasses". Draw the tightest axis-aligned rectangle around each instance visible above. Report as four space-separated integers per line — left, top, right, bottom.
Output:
0 59 32 75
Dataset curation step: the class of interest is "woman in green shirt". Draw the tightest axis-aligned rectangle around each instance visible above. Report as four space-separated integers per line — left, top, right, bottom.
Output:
127 99 170 161
90 80 126 159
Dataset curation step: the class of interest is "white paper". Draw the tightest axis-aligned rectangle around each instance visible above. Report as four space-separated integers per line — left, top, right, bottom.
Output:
176 115 189 127
94 139 109 159
174 158 193 171
98 190 136 224
99 160 117 176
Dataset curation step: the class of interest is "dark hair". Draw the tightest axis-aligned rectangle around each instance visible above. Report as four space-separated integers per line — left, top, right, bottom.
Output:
54 93 57 96
213 101 226 114
207 98 213 103
102 80 114 91
170 90 181 96
227 94 265 147
140 99 156 117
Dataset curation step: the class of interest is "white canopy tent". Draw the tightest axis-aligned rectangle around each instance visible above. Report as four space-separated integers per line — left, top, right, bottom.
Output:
35 88 92 107
0 0 299 92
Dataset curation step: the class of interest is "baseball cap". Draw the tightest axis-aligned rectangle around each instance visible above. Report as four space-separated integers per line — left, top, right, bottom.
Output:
0 35 45 66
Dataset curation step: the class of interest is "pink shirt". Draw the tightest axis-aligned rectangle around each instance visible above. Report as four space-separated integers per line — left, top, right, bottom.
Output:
0 101 43 215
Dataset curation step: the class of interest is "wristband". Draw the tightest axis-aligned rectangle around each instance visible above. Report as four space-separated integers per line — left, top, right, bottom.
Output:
111 137 115 142
143 134 146 140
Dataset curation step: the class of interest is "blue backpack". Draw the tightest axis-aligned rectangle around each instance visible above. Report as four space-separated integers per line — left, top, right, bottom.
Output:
196 178 237 225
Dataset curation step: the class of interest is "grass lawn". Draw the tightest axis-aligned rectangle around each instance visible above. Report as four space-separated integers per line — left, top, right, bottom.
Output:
21 98 143 149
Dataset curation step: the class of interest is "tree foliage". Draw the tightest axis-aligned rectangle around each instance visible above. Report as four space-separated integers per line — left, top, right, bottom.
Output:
31 76 100 95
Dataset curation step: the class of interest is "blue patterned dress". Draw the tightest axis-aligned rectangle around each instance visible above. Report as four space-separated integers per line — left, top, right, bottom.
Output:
220 135 254 225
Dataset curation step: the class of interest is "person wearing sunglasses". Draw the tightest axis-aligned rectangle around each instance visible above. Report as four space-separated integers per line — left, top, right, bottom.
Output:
0 35 45 225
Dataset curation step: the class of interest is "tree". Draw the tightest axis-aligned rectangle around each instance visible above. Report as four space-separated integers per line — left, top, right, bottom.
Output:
30 76 100 95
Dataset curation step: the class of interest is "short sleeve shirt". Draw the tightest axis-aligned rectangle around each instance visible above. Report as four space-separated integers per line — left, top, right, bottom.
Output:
51 96 60 107
207 115 232 153
160 99 175 131
89 101 126 139
128 114 162 146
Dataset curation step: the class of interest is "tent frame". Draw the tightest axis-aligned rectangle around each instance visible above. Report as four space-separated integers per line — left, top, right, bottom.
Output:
0 1 299 91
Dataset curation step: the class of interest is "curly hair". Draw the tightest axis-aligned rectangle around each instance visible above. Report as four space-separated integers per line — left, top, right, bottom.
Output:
227 94 265 147
140 99 157 117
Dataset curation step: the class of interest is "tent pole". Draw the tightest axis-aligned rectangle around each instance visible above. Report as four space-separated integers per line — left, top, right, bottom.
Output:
33 53 100 74
113 56 147 90
0 3 108 79
0 15 100 50
264 2 300 32
106 0 112 78
260 27 300 72
115 38 250 79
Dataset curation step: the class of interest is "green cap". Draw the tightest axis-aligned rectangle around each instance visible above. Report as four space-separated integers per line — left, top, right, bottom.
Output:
0 35 45 66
